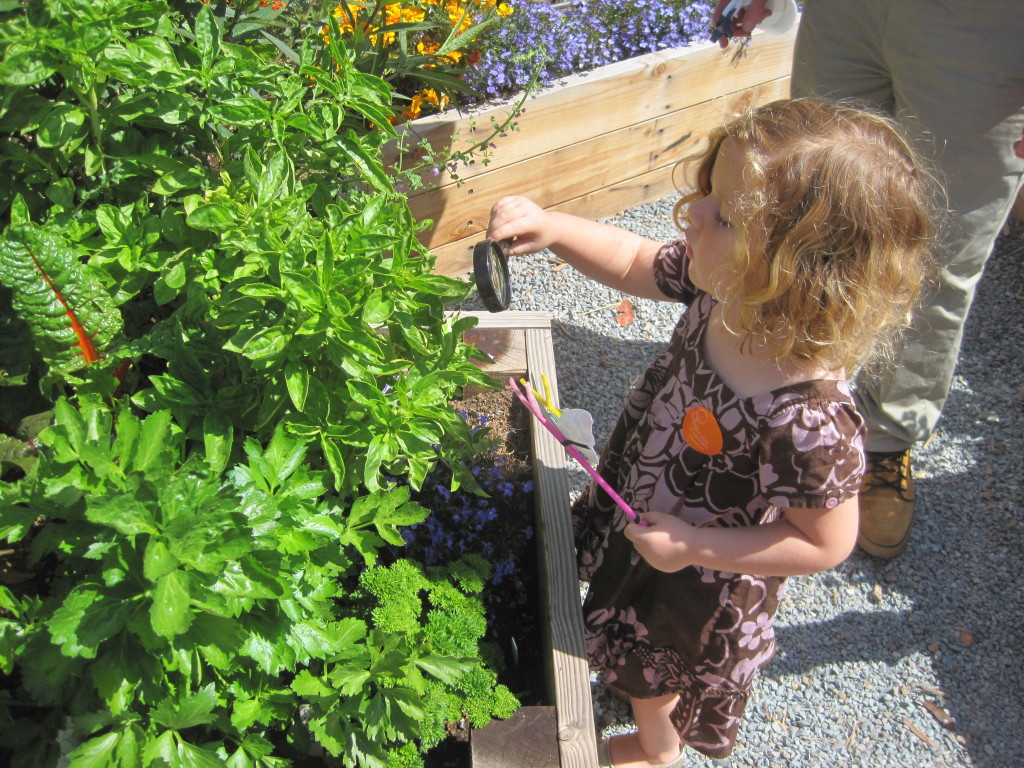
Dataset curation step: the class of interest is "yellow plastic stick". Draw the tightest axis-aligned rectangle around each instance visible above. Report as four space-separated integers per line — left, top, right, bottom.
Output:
519 376 562 419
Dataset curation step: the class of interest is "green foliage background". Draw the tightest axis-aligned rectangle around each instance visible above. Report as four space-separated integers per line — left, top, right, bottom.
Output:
0 1 518 765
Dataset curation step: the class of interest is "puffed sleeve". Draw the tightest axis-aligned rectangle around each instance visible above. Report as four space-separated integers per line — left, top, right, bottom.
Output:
755 393 866 510
653 239 698 304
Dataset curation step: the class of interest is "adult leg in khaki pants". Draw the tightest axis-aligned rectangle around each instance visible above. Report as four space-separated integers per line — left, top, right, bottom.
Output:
791 0 1024 557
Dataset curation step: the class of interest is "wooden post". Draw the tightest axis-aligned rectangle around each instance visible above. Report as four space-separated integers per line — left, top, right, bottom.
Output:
460 312 598 768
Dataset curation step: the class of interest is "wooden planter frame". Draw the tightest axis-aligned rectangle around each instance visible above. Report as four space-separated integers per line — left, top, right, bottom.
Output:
387 27 798 278
459 311 595 768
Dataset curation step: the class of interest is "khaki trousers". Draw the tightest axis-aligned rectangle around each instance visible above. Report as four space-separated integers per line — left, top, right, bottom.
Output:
791 0 1024 452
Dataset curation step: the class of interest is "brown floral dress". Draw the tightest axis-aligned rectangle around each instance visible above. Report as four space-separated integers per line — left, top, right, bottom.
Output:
574 241 866 759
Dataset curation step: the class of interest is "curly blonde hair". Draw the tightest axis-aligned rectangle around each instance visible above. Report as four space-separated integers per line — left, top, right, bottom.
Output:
674 98 940 372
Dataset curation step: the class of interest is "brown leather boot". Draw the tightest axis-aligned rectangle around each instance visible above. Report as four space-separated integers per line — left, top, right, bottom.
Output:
857 449 915 559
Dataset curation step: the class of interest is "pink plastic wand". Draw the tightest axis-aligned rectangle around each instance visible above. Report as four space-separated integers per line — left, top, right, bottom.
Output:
509 377 645 525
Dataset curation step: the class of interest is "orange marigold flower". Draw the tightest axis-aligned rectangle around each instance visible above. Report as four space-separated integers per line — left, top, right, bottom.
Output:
417 38 441 55
401 92 426 121
422 88 448 107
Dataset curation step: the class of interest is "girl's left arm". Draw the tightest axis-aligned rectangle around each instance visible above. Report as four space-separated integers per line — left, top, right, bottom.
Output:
624 499 860 576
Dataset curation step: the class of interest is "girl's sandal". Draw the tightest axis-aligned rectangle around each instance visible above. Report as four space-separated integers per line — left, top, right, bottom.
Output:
596 735 686 768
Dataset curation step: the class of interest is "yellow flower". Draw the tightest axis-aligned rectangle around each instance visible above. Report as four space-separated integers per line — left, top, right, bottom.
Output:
496 2 512 17
401 92 427 121
422 88 450 108
417 39 440 55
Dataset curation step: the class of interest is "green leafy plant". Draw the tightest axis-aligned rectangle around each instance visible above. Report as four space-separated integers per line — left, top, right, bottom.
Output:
0 1 516 765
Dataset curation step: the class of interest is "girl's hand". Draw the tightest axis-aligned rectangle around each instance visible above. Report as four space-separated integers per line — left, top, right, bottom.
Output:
624 511 694 572
487 196 559 256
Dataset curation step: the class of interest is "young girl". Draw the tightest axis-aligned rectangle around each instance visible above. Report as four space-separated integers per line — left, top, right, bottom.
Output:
486 99 937 767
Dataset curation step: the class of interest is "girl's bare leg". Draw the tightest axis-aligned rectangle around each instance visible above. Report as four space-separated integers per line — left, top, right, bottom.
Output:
605 693 683 767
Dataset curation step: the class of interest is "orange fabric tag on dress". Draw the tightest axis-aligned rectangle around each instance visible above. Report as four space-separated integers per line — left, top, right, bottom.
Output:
682 406 724 455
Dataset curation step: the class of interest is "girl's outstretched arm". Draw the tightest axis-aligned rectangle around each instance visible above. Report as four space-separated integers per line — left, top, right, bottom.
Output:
487 196 670 300
624 499 860 576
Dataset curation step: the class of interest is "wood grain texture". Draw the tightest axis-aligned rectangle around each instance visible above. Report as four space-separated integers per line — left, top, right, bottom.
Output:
426 77 789 275
457 312 598 768
470 706 560 768
396 25 798 275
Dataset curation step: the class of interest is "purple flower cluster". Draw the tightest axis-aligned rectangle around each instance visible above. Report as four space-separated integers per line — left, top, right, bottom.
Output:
400 454 535 590
464 0 716 101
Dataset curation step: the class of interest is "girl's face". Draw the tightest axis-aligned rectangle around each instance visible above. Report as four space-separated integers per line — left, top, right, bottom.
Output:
684 138 745 300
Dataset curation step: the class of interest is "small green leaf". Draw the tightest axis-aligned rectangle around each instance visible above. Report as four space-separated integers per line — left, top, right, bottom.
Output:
361 289 391 324
321 435 346 491
207 98 269 127
175 739 225 768
142 730 176 765
135 409 173 474
150 570 194 637
153 167 205 195
257 151 291 204
0 51 54 86
47 587 133 659
235 327 288 360
194 4 220 75
186 203 235 232
284 361 309 412
203 412 233 476
338 129 391 193
290 669 335 698
143 539 178 582
36 103 87 148
415 654 473 685
281 272 325 313
66 731 119 768
86 498 158 536
0 586 21 616
151 684 218 730
330 666 371 697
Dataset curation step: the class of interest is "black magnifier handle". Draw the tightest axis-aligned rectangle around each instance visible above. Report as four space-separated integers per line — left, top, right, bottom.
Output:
473 237 513 313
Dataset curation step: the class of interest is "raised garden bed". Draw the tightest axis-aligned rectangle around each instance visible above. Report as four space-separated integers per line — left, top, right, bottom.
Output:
386 26 798 277
458 311 597 768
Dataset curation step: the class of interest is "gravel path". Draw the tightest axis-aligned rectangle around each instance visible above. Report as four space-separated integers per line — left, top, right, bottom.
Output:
458 197 1024 768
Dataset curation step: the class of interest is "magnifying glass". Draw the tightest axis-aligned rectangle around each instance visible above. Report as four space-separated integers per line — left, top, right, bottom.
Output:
473 237 512 312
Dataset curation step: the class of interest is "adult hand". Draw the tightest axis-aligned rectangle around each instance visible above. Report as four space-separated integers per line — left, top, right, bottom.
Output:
712 0 772 49
623 511 694 573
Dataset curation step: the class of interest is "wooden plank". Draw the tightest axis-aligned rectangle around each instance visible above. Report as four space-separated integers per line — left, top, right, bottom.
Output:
464 326 528 380
420 76 789 274
463 311 554 329
412 77 789 250
432 162 682 277
454 312 598 767
471 706 559 768
385 26 797 193
524 325 598 768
